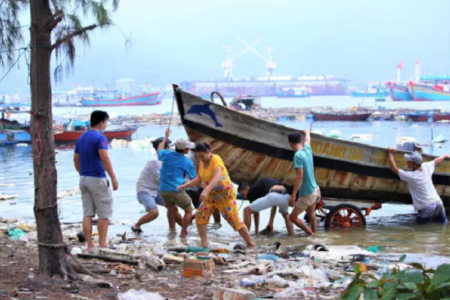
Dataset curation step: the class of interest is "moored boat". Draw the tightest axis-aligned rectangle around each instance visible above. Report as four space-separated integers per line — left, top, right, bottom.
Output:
173 85 450 211
276 87 310 98
408 83 450 101
310 110 372 121
386 83 413 101
82 92 161 107
405 111 450 122
54 126 138 142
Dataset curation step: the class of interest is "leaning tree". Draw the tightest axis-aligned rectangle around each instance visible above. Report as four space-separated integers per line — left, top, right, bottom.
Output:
1 0 119 279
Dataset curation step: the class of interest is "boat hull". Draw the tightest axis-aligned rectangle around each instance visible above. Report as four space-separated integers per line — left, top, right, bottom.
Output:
407 113 450 122
174 86 450 210
388 84 413 101
82 92 161 107
408 84 450 101
311 111 372 121
54 127 138 142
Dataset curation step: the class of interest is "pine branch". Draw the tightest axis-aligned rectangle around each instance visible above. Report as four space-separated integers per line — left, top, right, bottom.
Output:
46 9 64 31
50 24 97 51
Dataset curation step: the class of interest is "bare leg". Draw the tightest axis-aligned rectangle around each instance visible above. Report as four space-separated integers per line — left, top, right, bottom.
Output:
135 208 159 229
83 216 95 250
243 206 253 232
254 212 260 234
213 209 221 223
197 223 209 247
238 226 256 247
97 218 109 248
180 206 192 238
306 204 317 233
167 207 176 230
283 213 294 235
289 206 314 235
267 206 277 231
173 207 183 226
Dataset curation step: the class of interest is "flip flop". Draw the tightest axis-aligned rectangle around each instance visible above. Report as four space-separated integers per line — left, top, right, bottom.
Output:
131 226 143 234
259 225 273 235
87 246 99 253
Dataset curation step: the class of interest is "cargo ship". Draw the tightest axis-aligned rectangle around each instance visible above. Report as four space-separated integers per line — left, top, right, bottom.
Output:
180 75 348 97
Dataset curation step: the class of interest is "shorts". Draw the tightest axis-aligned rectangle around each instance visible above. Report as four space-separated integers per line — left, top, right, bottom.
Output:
159 191 192 209
417 203 448 224
296 187 321 210
137 191 165 211
249 192 289 215
80 176 113 219
186 188 203 209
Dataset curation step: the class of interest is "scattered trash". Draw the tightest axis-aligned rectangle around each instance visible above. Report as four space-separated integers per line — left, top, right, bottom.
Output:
8 227 26 240
183 258 214 279
118 289 165 300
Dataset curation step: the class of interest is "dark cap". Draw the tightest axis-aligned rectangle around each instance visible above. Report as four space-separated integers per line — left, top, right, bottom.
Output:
152 137 173 150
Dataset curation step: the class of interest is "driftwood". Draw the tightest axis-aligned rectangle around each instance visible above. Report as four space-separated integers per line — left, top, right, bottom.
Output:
77 253 139 265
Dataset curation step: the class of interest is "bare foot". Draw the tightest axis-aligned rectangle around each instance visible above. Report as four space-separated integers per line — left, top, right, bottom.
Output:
179 232 187 239
86 244 97 251
199 243 210 248
247 241 257 248
99 244 109 248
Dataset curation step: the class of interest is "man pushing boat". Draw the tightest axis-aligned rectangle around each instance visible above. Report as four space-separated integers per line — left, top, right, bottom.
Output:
238 178 294 235
388 148 449 224
288 130 321 236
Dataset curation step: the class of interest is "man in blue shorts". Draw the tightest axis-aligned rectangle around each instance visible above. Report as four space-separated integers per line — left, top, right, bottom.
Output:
74 110 118 251
132 137 183 234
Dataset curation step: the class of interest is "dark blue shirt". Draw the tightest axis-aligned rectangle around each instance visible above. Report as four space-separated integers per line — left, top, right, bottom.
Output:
158 150 196 192
75 130 109 178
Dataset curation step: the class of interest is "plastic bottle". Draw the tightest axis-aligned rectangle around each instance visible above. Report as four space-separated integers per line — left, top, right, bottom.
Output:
240 278 264 289
185 246 210 253
257 254 279 261
377 261 389 277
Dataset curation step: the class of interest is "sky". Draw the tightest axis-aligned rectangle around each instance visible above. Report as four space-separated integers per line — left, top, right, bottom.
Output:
1 0 449 94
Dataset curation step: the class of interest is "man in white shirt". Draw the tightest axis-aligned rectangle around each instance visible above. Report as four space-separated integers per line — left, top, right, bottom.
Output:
388 148 449 224
132 138 182 233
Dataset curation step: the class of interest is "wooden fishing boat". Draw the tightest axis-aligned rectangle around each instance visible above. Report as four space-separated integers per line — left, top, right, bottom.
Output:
54 126 138 142
173 85 450 225
81 92 161 107
311 110 372 121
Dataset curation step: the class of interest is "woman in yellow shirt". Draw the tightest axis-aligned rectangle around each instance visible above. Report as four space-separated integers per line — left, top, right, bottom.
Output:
179 142 256 248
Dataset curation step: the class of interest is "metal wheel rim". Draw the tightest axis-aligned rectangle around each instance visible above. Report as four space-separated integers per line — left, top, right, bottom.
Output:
329 207 364 228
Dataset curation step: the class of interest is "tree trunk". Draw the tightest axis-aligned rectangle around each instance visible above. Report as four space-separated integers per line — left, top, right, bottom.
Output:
30 0 77 280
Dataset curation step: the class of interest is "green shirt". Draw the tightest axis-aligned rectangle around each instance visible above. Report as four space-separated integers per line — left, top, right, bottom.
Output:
293 144 317 196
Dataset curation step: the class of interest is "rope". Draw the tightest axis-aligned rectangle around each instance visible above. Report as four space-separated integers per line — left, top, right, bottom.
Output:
168 95 176 130
37 242 67 248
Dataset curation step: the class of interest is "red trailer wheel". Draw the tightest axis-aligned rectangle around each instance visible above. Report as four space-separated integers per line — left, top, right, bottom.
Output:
325 204 366 229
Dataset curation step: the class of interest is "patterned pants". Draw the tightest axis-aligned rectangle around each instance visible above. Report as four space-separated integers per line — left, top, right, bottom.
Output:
195 190 244 231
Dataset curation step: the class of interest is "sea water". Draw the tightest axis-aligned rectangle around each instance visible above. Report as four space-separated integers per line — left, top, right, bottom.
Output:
0 97 449 266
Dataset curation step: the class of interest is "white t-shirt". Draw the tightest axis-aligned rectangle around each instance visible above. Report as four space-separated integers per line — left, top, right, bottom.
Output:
136 160 161 196
398 161 442 211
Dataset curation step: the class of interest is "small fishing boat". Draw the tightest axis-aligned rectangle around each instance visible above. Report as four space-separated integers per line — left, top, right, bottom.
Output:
276 87 310 98
173 85 450 221
386 83 413 101
351 83 389 98
310 110 372 121
54 126 138 142
405 111 450 122
229 95 261 110
0 130 31 145
82 92 161 107
408 83 450 101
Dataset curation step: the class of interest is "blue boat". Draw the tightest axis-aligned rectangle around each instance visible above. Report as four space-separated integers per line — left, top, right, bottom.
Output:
82 92 161 107
386 83 413 101
276 87 310 98
0 130 31 145
408 83 450 101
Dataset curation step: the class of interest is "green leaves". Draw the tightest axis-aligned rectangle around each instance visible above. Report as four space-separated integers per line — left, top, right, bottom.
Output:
341 263 450 300
430 264 450 286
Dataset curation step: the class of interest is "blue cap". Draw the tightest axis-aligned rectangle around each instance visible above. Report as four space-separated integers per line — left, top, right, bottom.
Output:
404 152 423 165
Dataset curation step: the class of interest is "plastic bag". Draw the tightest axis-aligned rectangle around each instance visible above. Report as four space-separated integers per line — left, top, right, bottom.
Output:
118 289 165 300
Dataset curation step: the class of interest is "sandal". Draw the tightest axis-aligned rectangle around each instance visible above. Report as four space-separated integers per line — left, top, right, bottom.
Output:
259 225 273 235
131 226 143 234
